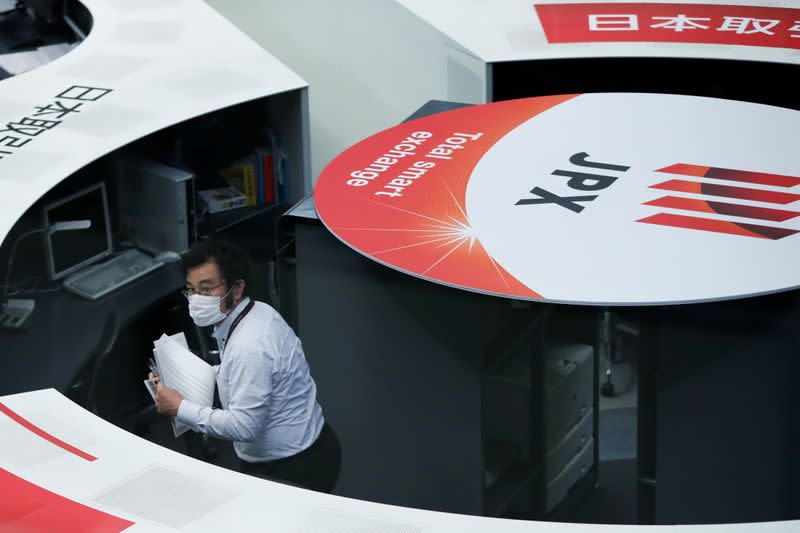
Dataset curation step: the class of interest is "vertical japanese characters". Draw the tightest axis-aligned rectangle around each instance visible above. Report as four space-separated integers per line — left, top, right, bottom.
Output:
0 85 113 160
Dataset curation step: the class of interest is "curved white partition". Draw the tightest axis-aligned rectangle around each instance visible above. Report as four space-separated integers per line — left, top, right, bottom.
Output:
398 0 800 64
0 0 307 247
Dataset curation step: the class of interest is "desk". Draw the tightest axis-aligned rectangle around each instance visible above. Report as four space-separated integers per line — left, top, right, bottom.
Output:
0 1 310 408
0 262 183 397
309 97 800 523
279 209 567 516
314 94 800 305
0 0 311 511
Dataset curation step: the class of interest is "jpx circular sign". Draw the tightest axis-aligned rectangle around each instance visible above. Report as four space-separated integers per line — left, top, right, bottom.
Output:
315 94 800 305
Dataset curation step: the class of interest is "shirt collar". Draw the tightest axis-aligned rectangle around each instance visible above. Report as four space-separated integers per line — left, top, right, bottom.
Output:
212 296 251 348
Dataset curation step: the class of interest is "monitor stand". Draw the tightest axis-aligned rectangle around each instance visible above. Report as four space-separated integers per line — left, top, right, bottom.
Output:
0 298 35 331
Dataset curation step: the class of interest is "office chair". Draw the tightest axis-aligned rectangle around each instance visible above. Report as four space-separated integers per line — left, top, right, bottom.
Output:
85 311 120 415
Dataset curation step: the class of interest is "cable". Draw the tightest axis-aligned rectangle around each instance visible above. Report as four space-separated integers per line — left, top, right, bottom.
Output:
1 228 44 311
2 273 61 296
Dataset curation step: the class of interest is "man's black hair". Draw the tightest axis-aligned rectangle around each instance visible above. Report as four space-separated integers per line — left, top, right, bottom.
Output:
181 239 249 292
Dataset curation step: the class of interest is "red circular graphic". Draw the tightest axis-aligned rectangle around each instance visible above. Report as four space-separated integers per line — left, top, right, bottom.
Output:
315 94 800 305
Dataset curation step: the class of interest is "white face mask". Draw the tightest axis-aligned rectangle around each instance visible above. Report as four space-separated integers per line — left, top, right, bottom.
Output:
188 286 235 327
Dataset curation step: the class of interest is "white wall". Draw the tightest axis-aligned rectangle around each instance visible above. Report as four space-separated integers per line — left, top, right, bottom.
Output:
204 0 487 183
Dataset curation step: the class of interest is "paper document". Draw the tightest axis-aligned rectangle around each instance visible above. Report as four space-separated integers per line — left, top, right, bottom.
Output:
168 331 191 351
146 332 216 438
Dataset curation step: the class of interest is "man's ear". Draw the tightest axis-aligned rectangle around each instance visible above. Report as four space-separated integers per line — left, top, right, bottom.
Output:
234 279 246 301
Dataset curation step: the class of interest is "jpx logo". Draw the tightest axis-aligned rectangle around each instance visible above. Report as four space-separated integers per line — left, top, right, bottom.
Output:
639 163 800 240
515 152 631 213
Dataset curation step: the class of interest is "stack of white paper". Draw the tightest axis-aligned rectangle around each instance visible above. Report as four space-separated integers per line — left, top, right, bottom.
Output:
145 332 216 437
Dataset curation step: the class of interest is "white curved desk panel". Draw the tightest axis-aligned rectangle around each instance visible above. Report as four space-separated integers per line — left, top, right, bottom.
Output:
0 389 797 533
397 0 800 64
0 0 307 247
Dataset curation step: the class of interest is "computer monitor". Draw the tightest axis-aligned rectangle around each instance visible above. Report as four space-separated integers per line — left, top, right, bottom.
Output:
41 182 112 281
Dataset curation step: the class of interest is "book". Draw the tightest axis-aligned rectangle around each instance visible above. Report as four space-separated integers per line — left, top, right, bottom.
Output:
146 332 216 438
219 159 257 206
198 186 247 214
257 148 275 206
261 129 283 205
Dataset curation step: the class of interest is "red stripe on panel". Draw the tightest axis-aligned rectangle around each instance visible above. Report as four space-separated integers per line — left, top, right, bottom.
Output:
0 403 96 462
657 163 800 187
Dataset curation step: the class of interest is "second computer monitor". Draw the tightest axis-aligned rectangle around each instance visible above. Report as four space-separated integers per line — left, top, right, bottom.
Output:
41 182 112 281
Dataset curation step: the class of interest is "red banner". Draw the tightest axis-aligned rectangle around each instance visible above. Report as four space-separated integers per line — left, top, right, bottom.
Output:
535 3 800 50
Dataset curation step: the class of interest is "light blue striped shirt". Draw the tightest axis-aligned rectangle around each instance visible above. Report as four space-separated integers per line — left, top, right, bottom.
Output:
176 297 324 462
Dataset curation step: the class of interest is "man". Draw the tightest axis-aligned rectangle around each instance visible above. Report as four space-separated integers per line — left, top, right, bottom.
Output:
151 239 340 493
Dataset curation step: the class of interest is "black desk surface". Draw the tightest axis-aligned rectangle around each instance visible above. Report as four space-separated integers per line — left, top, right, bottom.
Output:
0 263 184 396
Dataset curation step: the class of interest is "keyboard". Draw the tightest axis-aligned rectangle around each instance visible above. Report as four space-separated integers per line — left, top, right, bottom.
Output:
62 249 165 301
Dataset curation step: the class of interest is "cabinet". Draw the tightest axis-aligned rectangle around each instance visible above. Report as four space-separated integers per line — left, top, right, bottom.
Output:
276 197 598 517
272 100 598 517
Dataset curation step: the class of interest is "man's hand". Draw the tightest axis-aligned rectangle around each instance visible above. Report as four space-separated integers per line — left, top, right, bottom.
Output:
154 380 183 417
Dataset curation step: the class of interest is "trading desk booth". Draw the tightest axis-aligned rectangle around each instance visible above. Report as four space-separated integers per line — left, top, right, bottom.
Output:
0 0 311 406
0 0 313 518
0 1 799 532
242 0 800 524
280 96 800 524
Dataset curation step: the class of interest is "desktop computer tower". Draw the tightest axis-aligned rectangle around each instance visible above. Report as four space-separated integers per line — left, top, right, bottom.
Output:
112 157 195 254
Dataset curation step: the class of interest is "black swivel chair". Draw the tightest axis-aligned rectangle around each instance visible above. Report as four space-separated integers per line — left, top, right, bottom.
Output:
84 311 121 416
